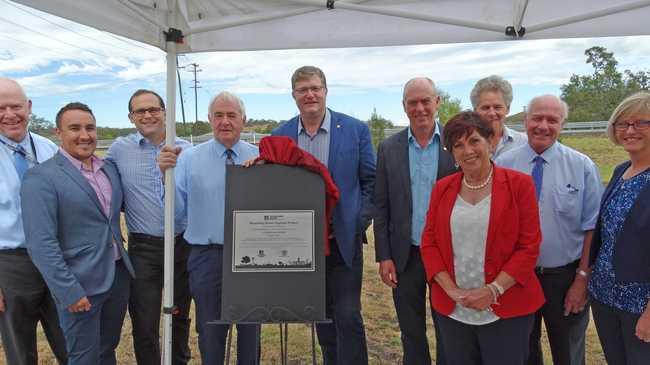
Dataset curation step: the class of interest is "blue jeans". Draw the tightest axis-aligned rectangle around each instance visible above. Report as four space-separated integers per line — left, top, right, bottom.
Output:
187 244 260 365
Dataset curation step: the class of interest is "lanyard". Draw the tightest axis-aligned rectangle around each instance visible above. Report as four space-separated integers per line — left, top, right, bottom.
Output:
0 132 39 164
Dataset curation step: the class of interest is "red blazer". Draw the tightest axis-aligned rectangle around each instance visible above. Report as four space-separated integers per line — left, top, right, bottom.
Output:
420 165 544 319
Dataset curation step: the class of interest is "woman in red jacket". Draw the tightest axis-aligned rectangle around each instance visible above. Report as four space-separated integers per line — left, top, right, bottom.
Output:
420 111 544 364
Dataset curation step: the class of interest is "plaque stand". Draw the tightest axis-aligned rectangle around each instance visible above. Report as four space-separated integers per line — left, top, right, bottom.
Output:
216 164 329 364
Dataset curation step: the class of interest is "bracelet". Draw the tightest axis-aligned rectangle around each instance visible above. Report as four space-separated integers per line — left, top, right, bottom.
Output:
490 281 505 296
485 284 499 305
576 268 590 278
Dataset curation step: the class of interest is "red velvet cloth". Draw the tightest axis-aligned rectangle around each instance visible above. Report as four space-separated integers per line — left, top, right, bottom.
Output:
256 136 340 256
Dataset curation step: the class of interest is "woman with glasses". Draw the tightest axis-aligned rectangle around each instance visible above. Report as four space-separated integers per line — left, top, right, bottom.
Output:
588 91 650 364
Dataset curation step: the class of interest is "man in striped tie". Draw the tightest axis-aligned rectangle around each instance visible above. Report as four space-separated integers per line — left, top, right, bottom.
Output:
0 77 67 365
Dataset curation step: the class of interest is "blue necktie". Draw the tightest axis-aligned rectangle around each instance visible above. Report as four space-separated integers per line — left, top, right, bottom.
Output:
226 149 235 165
13 144 29 180
532 155 544 200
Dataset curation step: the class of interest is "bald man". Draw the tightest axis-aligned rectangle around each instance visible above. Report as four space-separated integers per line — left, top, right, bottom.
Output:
374 77 455 364
0 77 67 365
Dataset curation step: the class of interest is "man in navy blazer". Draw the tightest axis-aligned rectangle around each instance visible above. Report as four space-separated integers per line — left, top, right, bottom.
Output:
273 66 376 364
21 102 135 365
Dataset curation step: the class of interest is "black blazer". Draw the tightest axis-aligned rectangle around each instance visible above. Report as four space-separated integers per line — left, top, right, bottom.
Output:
589 161 650 283
373 126 456 273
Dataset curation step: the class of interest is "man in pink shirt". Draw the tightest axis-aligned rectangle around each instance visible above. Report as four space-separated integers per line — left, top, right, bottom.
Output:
21 102 135 365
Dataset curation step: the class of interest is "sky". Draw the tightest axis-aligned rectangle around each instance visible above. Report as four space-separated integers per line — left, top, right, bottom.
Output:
1 1 650 128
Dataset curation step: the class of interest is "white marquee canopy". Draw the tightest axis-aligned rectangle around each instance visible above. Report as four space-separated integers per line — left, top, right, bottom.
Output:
12 1 650 363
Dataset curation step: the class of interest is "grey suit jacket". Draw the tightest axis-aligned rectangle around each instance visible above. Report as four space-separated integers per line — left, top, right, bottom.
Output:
21 152 134 309
373 126 456 273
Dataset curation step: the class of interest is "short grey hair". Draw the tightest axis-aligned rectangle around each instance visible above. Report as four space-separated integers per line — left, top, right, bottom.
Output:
606 91 650 145
208 91 246 117
470 75 513 109
525 95 569 122
402 77 437 102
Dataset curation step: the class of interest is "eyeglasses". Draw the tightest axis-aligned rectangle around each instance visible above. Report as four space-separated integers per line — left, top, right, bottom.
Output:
613 120 650 130
293 86 325 95
131 107 164 117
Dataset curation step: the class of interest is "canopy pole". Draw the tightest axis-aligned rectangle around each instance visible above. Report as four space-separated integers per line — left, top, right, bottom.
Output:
162 27 180 365
526 0 650 33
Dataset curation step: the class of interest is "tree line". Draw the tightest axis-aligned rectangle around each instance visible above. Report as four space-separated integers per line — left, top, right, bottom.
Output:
29 46 648 146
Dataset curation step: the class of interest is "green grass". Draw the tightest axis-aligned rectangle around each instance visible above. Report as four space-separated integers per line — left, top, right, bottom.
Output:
560 133 629 184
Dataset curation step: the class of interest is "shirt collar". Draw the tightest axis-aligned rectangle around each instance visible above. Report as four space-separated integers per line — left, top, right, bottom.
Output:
524 141 560 163
213 139 243 159
501 125 514 143
408 122 440 147
298 109 331 135
134 131 165 147
59 148 104 173
0 132 30 150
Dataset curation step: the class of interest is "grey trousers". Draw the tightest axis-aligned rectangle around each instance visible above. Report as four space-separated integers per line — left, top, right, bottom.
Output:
0 248 67 365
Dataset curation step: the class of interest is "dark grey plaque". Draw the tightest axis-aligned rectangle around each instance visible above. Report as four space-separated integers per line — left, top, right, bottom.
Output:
221 164 326 323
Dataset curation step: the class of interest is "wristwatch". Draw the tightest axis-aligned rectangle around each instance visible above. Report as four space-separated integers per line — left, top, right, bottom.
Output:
576 268 590 278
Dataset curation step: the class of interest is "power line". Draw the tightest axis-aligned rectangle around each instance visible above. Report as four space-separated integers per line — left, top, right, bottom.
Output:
0 33 77 59
3 0 143 55
0 15 108 58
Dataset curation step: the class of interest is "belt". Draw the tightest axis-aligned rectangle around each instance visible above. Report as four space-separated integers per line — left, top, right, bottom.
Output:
129 233 182 243
0 247 28 256
535 260 579 275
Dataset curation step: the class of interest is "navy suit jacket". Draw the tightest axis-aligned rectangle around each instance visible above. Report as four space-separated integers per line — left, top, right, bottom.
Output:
272 109 376 267
589 160 650 283
373 126 456 273
21 152 134 309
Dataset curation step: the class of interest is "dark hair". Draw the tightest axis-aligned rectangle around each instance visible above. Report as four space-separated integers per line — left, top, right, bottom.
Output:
128 89 165 112
443 111 494 151
55 102 95 128
291 66 327 90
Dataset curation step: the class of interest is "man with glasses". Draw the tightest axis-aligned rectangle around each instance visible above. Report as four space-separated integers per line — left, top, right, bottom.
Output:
107 89 192 364
0 77 67 365
272 66 376 364
496 95 603 365
159 91 260 364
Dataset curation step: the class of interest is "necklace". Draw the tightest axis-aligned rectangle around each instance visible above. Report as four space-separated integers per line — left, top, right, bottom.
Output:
463 166 493 190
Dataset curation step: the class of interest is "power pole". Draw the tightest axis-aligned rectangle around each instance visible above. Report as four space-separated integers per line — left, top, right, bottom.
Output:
176 56 188 137
187 63 202 125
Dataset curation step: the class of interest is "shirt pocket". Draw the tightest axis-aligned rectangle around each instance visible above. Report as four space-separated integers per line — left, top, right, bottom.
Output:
553 186 581 215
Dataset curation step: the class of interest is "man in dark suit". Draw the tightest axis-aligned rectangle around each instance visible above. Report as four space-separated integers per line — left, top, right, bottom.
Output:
374 77 455 364
21 102 135 365
273 66 376 364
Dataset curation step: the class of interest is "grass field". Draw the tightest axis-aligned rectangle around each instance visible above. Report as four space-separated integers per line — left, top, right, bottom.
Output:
1 134 628 364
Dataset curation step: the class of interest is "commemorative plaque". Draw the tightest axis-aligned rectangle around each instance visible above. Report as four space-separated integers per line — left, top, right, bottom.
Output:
220 164 326 323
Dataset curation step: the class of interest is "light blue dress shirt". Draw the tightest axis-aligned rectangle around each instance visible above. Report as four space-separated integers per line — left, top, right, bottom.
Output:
408 125 440 246
107 132 191 237
174 139 259 245
0 132 57 249
496 142 603 267
297 108 331 167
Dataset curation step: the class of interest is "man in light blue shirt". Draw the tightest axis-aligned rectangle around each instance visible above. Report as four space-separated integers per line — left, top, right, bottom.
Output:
159 91 260 365
374 77 456 364
107 89 192 365
0 77 67 365
496 95 603 365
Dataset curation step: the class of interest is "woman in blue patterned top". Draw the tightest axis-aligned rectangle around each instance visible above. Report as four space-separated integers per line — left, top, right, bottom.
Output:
588 91 650 364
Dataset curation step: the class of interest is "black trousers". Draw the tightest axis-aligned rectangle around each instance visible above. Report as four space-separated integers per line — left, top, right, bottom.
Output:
0 248 67 365
316 239 369 365
127 234 192 365
591 299 650 365
392 245 446 365
529 262 589 365
434 311 534 365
